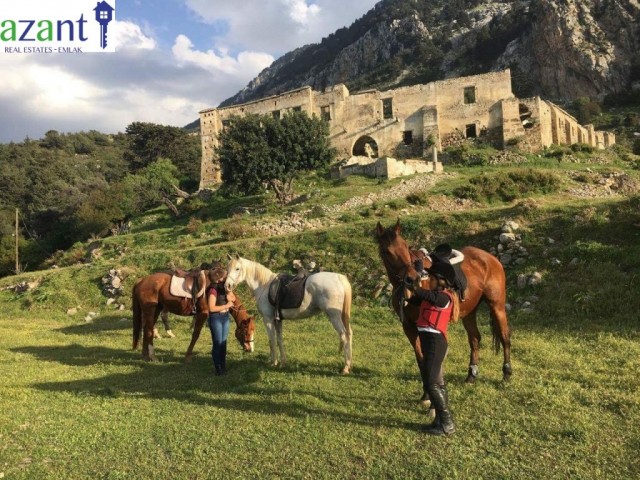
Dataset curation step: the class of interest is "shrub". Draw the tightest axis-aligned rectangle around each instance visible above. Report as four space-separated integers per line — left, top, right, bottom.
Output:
571 143 595 154
453 169 560 202
444 144 492 166
406 191 428 205
185 217 204 235
219 221 255 241
633 139 640 156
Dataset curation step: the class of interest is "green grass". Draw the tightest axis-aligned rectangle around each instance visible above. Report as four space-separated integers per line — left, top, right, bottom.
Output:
1 163 640 478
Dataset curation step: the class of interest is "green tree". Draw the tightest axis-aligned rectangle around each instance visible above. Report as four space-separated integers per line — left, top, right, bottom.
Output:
217 111 335 204
573 97 602 125
124 122 201 190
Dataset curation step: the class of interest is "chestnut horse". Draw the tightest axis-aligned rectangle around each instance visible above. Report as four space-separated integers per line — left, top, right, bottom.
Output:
132 262 255 361
375 220 511 389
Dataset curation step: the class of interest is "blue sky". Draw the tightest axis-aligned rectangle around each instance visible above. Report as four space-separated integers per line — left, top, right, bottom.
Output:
0 0 379 142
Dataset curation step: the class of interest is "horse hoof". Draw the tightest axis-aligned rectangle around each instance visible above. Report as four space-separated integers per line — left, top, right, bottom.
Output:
418 392 431 408
465 375 476 384
503 373 512 382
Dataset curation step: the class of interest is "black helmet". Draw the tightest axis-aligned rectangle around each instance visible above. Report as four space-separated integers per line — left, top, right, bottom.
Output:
425 261 456 287
430 243 453 263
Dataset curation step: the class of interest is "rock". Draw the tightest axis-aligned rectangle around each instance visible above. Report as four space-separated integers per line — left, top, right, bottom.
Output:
88 311 97 317
505 303 512 312
551 258 562 266
520 308 534 314
106 298 116 306
499 233 516 245
517 274 528 289
528 272 542 286
515 258 527 265
66 308 78 316
529 295 540 303
84 315 93 323
119 304 126 311
569 257 579 266
500 253 512 265
521 301 532 309
497 244 504 253
547 238 555 245
501 221 520 233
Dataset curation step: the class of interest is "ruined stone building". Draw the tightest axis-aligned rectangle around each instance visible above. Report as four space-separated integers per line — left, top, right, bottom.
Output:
198 69 615 188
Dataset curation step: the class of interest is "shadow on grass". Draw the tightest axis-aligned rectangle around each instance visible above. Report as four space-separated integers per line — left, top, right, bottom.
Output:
13 343 420 430
56 314 133 335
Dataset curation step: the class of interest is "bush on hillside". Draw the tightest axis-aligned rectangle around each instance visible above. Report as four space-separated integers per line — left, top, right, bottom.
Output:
453 169 560 202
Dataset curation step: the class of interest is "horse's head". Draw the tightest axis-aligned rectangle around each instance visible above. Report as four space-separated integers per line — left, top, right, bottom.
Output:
375 219 420 293
207 260 227 284
234 316 256 353
225 253 244 292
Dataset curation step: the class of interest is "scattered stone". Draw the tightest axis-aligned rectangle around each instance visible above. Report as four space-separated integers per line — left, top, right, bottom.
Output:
118 304 126 311
515 258 526 265
106 298 116 306
547 238 555 245
505 303 512 312
88 312 97 317
517 274 528 289
551 258 562 266
500 253 512 265
497 243 504 253
499 233 516 245
501 221 520 233
66 308 78 316
528 272 543 286
569 257 579 266
84 315 93 323
521 301 532 309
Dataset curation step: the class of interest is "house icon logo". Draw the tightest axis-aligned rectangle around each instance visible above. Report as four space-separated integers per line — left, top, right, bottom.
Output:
93 1 114 49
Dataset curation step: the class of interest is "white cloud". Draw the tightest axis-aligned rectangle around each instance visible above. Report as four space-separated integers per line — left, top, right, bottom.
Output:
172 34 273 77
184 0 378 53
111 20 157 50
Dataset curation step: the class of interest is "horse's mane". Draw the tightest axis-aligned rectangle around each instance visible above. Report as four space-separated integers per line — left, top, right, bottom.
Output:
241 257 277 285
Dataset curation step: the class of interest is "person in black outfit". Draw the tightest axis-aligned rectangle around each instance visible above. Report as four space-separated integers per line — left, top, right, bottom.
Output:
408 261 458 435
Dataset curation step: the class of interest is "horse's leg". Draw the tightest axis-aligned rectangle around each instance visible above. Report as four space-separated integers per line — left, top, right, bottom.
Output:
402 320 428 404
488 302 512 381
161 310 175 338
141 303 159 361
462 308 481 383
327 309 351 375
262 317 278 366
185 312 207 363
274 320 286 367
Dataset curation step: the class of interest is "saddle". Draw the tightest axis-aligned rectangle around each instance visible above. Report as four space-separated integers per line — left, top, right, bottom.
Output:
268 270 312 320
416 248 468 301
169 269 207 312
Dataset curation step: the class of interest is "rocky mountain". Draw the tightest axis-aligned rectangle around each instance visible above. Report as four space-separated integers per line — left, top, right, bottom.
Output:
219 0 640 108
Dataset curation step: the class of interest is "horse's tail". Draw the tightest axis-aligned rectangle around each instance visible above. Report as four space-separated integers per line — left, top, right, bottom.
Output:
132 284 142 350
339 275 352 337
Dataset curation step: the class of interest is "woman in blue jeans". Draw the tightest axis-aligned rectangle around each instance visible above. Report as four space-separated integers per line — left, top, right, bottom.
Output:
207 281 236 375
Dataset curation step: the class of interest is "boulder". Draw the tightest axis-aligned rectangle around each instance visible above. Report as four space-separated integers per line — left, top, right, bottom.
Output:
499 233 516 245
528 272 543 286
517 274 528 289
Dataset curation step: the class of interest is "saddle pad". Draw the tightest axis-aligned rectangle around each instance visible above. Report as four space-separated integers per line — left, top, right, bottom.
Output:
169 274 205 299
268 272 311 310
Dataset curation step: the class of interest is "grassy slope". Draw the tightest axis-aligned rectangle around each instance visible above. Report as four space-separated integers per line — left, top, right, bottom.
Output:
1 159 640 479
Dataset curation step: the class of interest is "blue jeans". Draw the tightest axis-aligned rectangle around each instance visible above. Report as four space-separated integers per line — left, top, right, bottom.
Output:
208 312 230 373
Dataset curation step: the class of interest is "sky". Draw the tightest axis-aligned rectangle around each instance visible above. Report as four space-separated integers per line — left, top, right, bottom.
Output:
0 0 379 142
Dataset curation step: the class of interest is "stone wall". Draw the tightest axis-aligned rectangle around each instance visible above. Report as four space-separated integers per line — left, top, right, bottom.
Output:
198 69 616 188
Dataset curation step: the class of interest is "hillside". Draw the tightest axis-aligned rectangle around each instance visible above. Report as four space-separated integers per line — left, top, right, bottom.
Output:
1 147 639 477
220 0 640 109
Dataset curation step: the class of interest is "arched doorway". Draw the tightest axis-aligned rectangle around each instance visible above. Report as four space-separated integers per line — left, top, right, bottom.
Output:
352 136 379 158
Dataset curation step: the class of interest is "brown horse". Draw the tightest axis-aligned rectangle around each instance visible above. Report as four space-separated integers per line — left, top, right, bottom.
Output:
375 220 512 388
132 262 255 361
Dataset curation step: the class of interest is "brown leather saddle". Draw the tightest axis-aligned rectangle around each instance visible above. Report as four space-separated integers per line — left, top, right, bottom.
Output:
268 270 313 320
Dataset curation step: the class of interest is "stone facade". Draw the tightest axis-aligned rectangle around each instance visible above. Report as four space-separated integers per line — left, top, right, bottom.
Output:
199 69 615 189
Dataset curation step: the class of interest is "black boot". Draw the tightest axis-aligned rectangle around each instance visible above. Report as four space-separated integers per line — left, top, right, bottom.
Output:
423 384 455 435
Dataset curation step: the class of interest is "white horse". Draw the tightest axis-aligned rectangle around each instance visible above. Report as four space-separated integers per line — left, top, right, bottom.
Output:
224 255 353 374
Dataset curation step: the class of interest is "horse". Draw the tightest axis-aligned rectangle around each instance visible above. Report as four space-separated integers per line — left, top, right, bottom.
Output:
375 220 511 389
132 261 256 361
224 254 353 374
